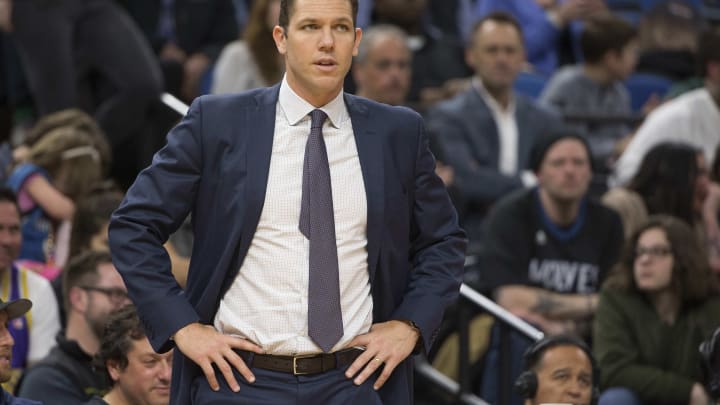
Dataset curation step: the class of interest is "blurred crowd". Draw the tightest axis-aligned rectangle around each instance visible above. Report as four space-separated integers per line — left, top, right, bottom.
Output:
0 0 718 404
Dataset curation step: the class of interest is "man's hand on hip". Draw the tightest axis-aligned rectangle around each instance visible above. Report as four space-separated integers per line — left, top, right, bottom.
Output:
173 323 264 392
344 320 420 390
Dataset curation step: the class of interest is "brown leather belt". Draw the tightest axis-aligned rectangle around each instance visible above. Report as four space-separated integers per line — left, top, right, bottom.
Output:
235 348 364 375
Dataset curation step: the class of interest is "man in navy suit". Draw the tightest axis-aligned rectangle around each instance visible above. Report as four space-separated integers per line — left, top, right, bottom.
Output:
108 0 466 403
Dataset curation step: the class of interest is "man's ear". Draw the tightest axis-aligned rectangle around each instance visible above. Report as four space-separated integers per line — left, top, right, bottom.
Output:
464 47 476 71
273 25 287 55
68 286 87 313
107 359 122 382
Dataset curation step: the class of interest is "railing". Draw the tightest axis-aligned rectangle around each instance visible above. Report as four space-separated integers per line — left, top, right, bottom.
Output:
415 281 543 404
161 92 189 116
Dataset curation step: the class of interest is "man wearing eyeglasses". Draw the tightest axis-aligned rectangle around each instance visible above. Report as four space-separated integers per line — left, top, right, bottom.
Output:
17 250 131 404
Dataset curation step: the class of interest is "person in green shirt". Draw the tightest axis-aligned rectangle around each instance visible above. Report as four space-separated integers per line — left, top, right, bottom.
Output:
593 215 720 405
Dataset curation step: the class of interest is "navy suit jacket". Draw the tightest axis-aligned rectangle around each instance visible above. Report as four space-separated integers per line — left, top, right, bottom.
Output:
426 87 564 240
108 85 467 404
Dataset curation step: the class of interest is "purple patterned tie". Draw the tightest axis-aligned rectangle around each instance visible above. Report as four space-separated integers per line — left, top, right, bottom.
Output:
299 109 343 353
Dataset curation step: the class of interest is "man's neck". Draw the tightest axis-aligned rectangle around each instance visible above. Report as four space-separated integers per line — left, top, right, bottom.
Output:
539 188 580 226
582 63 614 86
103 388 128 405
65 314 99 356
476 77 512 110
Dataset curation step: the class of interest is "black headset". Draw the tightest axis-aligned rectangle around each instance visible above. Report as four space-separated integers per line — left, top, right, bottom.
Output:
700 326 720 401
514 335 600 405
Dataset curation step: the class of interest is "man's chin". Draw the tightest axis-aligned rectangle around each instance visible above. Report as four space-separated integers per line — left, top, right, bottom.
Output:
0 368 12 384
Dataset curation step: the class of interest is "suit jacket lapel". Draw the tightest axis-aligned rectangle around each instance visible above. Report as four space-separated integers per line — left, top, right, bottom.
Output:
345 94 383 284
234 86 279 273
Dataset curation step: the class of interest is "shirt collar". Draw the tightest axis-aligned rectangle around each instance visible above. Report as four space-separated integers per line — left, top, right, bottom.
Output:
472 77 516 115
278 75 346 128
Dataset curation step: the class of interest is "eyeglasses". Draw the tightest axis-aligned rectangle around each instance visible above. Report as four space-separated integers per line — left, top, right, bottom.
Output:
80 286 129 305
634 245 672 259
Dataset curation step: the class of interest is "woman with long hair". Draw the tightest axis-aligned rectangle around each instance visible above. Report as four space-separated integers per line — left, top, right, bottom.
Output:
593 215 720 405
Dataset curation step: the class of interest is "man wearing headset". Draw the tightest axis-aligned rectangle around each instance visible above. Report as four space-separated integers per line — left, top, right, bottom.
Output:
515 335 598 405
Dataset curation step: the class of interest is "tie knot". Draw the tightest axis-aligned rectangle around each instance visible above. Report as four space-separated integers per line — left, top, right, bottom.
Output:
310 109 328 130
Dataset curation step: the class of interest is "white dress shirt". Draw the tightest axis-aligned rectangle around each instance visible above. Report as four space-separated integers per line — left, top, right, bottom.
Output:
214 77 373 355
474 78 519 176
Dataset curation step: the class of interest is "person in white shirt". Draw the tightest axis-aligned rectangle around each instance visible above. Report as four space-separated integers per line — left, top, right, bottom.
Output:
612 28 720 187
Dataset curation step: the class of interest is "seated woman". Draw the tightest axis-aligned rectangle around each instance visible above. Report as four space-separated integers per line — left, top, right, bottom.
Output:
603 142 709 240
593 215 720 405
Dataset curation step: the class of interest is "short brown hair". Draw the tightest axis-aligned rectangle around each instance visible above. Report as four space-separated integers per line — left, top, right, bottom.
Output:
581 16 637 64
469 12 523 48
278 0 359 35
604 215 712 304
62 250 114 315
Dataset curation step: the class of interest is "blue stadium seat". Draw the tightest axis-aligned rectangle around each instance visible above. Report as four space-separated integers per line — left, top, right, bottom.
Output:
513 71 547 100
624 73 673 111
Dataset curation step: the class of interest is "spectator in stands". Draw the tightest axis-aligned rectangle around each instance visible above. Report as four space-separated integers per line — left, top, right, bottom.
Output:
426 12 564 244
0 296 42 405
6 0 163 187
540 16 639 177
476 130 623 405
6 126 101 271
13 109 111 180
83 304 172 405
212 0 283 95
603 142 710 241
468 0 609 75
352 24 411 107
371 0 471 106
123 0 238 102
0 188 60 393
514 335 597 405
699 325 720 404
635 0 702 82
594 215 720 405
18 251 129 404
613 27 720 186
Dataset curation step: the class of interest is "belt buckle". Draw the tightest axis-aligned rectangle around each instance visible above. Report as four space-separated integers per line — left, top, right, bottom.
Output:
292 353 316 375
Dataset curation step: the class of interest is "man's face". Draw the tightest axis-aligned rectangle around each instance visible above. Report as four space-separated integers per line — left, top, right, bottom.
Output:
533 345 593 405
83 263 130 340
109 338 172 405
353 35 411 105
0 202 21 271
273 0 362 106
467 21 525 92
537 139 592 204
0 311 14 383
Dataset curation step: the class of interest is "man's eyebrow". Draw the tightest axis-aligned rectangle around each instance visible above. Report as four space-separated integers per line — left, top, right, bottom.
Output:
551 368 571 376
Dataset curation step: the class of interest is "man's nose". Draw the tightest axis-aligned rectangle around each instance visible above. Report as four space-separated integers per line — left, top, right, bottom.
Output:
319 27 335 50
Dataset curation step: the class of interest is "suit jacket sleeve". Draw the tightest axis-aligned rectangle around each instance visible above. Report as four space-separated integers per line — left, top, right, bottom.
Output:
427 105 523 208
389 117 467 352
108 98 205 352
